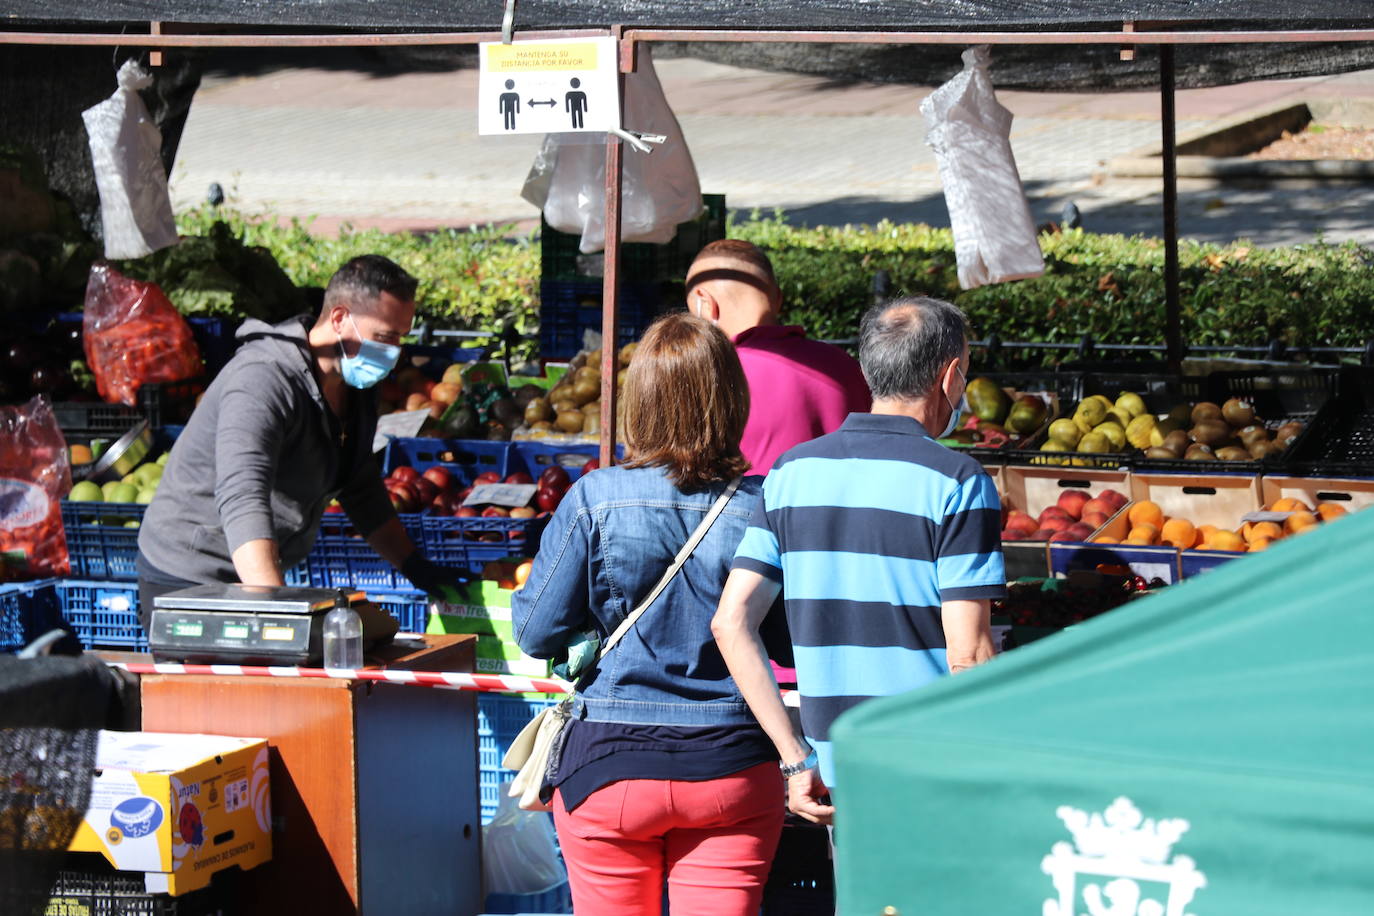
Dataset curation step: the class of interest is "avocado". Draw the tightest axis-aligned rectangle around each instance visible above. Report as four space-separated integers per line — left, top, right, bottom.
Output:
966 377 1012 425
1005 395 1048 435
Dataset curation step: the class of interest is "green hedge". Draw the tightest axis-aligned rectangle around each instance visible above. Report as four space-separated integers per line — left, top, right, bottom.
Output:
175 206 1374 363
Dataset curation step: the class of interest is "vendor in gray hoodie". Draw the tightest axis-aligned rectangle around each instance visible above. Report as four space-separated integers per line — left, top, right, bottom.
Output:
135 254 465 628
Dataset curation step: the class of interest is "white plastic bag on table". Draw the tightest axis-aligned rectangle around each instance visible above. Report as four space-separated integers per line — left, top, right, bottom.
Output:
921 46 1044 290
482 782 566 895
522 45 702 254
82 59 179 259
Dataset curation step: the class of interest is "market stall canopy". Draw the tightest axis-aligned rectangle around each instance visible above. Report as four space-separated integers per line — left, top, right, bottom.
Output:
6 2 1374 89
831 505 1374 914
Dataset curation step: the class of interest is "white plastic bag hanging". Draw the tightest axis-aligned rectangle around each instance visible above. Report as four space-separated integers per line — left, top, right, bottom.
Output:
82 59 179 259
921 46 1044 289
522 45 702 253
481 783 566 896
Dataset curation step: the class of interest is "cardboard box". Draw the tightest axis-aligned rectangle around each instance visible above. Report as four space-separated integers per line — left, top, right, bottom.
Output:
1259 475 1374 515
428 580 513 636
1045 471 1254 585
474 634 551 677
1001 466 1131 580
68 731 272 896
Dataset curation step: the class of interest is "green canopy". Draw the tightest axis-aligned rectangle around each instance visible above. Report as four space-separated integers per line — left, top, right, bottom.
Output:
832 505 1374 915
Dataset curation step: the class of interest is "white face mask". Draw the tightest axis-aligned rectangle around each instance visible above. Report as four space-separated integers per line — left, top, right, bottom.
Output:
940 366 970 439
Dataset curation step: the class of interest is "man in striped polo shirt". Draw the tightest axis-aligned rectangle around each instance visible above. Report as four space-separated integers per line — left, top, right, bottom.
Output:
713 296 1004 825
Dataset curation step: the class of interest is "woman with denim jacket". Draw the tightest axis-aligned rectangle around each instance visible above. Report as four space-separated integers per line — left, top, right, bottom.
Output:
511 313 783 914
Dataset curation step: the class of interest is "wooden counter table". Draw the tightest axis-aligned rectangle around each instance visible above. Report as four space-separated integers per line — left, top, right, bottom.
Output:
131 634 482 915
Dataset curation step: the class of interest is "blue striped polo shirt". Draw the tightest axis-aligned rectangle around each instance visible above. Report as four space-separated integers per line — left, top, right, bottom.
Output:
732 412 1006 785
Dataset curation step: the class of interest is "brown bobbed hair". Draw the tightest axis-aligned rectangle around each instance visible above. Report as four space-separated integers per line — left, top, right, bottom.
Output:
621 313 751 489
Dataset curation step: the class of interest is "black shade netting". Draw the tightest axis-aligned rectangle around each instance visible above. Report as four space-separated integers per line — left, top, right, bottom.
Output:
0 656 136 916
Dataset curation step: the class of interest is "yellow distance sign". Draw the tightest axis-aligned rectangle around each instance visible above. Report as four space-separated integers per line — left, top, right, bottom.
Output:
486 41 600 73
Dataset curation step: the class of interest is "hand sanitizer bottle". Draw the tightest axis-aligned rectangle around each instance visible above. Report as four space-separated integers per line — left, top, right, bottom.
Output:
323 589 363 669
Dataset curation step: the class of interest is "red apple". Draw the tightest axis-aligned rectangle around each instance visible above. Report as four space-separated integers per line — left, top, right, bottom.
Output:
390 466 420 485
1081 497 1116 519
581 458 600 474
431 492 461 516
481 506 510 518
387 486 417 514
510 506 536 519
1001 529 1028 541
1048 529 1081 542
421 466 455 492
1029 528 1057 540
1081 511 1110 530
504 471 534 485
456 486 473 504
412 477 439 505
474 471 502 486
536 485 563 513
538 466 571 491
1038 506 1072 524
455 506 479 518
1063 523 1095 541
1003 512 1039 537
324 500 344 514
1038 515 1071 533
421 379 437 397
1097 489 1128 512
1056 490 1092 520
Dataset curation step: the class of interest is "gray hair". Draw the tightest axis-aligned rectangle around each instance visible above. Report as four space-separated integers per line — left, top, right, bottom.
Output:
322 254 418 316
858 297 969 400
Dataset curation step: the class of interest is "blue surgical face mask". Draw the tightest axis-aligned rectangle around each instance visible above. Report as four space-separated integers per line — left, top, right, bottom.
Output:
338 313 402 389
941 366 970 439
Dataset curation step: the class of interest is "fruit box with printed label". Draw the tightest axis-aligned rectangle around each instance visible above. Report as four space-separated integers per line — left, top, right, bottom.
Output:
1053 472 1261 582
68 730 272 896
998 466 1131 580
425 580 513 636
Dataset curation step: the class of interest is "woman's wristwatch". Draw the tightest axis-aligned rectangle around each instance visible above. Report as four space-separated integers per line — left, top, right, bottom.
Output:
779 747 818 779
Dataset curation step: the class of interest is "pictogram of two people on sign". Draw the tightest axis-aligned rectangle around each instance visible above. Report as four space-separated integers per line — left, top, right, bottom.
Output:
499 78 588 130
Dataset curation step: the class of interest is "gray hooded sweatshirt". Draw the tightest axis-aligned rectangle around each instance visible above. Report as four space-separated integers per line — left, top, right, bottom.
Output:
138 315 394 584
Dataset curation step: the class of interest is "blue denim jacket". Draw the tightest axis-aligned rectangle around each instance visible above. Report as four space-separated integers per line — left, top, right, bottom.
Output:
511 464 763 727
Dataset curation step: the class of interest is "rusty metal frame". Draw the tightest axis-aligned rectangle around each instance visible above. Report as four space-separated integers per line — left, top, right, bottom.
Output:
6 21 1369 457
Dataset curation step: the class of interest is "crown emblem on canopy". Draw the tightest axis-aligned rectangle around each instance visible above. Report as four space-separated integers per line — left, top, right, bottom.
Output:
1057 797 1190 865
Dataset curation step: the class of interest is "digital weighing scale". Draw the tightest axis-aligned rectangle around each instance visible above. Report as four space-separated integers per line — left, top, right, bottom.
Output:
149 584 399 665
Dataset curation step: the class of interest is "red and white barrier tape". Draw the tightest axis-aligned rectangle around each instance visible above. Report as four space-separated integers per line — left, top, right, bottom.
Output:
106 661 802 706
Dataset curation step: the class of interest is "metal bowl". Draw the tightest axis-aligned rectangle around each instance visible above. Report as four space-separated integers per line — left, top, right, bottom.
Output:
86 419 154 485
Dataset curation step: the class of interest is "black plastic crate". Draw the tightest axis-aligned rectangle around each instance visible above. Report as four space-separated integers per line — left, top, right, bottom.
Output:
52 378 206 435
1290 367 1374 476
540 193 726 284
46 855 237 916
538 280 670 360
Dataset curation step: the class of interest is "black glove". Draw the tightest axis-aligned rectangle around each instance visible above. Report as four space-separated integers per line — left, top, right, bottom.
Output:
401 554 471 603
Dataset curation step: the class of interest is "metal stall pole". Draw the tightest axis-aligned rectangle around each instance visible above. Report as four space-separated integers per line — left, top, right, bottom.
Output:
598 31 630 468
1160 44 1183 373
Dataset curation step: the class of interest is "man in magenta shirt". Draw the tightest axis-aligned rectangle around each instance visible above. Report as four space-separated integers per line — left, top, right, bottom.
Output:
686 239 872 474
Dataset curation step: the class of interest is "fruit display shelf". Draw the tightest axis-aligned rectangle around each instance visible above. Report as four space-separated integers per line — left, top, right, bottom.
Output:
947 371 1076 466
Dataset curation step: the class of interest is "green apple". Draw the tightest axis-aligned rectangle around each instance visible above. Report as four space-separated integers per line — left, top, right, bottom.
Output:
69 480 104 502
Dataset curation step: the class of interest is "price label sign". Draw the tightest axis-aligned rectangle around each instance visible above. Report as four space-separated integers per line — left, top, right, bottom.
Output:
372 408 430 452
464 483 537 509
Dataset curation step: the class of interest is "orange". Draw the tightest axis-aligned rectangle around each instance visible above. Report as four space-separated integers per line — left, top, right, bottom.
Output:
1093 536 1119 544
1127 500 1164 529
1285 511 1319 534
1126 524 1159 545
1247 537 1273 552
1316 502 1348 521
1271 497 1311 513
1159 518 1197 549
1207 530 1246 552
513 560 534 589
1244 521 1282 543
1196 524 1219 544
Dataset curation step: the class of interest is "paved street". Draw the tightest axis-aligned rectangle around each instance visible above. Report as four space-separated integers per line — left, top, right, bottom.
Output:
169 54 1374 247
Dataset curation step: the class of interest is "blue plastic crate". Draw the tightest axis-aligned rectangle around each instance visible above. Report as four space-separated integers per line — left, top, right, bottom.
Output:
55 579 145 650
382 438 512 482
60 502 147 580
404 342 487 374
0 579 63 653
421 515 548 575
478 694 563 824
363 587 430 633
510 441 623 483
538 280 667 360
306 512 425 590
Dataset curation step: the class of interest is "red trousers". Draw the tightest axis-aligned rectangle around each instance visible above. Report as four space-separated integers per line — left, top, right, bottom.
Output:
552 762 785 915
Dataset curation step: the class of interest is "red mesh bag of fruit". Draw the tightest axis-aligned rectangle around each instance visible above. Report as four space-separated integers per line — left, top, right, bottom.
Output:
0 396 71 581
83 262 203 406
